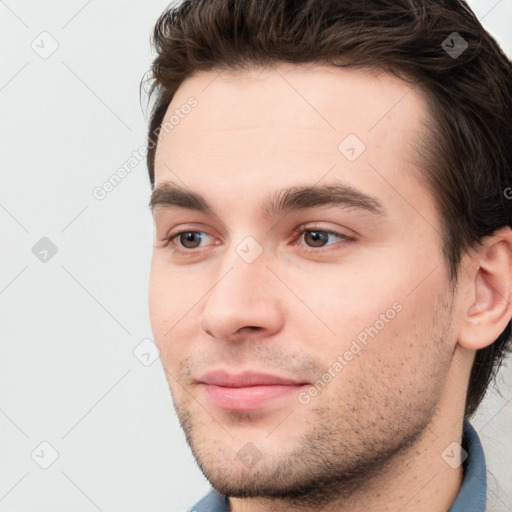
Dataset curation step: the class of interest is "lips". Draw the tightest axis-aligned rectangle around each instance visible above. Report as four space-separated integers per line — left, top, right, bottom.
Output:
197 370 308 411
198 370 305 387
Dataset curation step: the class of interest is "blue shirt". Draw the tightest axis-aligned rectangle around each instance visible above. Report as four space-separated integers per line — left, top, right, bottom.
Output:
189 420 486 512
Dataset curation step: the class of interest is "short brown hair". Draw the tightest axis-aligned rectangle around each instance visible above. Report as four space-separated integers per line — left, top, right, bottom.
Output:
144 0 512 418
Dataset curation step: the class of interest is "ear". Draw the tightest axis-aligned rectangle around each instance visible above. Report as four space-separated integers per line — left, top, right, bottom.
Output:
457 226 512 351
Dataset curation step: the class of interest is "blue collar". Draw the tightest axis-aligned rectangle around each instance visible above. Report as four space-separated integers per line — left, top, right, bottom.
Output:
448 420 487 511
191 420 486 512
191 488 229 512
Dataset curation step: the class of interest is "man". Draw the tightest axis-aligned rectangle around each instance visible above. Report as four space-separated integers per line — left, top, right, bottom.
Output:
145 0 512 510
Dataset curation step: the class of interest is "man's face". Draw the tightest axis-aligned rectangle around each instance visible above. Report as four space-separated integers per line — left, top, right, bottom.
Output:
149 64 458 501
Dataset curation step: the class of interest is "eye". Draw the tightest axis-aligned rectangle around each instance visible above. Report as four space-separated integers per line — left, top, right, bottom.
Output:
165 230 216 251
293 225 353 251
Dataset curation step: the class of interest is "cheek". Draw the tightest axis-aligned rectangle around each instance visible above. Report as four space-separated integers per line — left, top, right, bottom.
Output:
148 262 167 338
317 300 452 429
281 264 404 353
148 259 205 365
359 288 453 394
311 267 451 390
149 256 190 329
148 261 180 353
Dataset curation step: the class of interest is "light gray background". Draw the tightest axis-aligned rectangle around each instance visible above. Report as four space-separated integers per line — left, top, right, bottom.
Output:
1 1 511 511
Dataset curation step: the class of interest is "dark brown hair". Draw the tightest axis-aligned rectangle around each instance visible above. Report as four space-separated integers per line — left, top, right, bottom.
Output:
144 0 512 419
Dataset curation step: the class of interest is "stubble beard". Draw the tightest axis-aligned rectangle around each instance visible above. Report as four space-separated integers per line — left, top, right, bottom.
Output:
168 289 456 509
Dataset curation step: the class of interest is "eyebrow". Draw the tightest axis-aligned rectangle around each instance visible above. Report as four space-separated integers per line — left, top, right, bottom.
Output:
149 181 387 219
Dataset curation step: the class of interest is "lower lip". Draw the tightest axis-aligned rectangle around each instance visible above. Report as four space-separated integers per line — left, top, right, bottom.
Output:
200 383 304 411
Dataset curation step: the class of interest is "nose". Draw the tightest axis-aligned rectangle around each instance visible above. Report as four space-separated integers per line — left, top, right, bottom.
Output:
198 252 285 343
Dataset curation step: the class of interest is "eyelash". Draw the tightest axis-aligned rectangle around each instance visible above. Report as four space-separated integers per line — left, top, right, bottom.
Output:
161 224 354 256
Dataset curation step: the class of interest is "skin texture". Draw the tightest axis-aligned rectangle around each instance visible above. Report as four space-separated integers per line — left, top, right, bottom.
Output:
148 63 512 511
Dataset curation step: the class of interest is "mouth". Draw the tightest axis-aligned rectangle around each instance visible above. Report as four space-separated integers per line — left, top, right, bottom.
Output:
197 370 309 411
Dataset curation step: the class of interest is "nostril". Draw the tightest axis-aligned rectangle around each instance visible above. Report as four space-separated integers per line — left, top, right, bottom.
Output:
236 326 260 334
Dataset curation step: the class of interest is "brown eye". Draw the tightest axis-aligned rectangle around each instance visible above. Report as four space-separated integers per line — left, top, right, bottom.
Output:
166 230 215 251
178 232 204 249
303 230 330 247
296 227 349 250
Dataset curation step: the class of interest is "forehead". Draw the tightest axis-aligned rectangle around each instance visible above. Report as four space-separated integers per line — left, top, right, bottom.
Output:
153 63 433 223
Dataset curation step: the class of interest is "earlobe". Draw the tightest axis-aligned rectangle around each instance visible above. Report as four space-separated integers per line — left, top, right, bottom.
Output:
458 232 512 351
